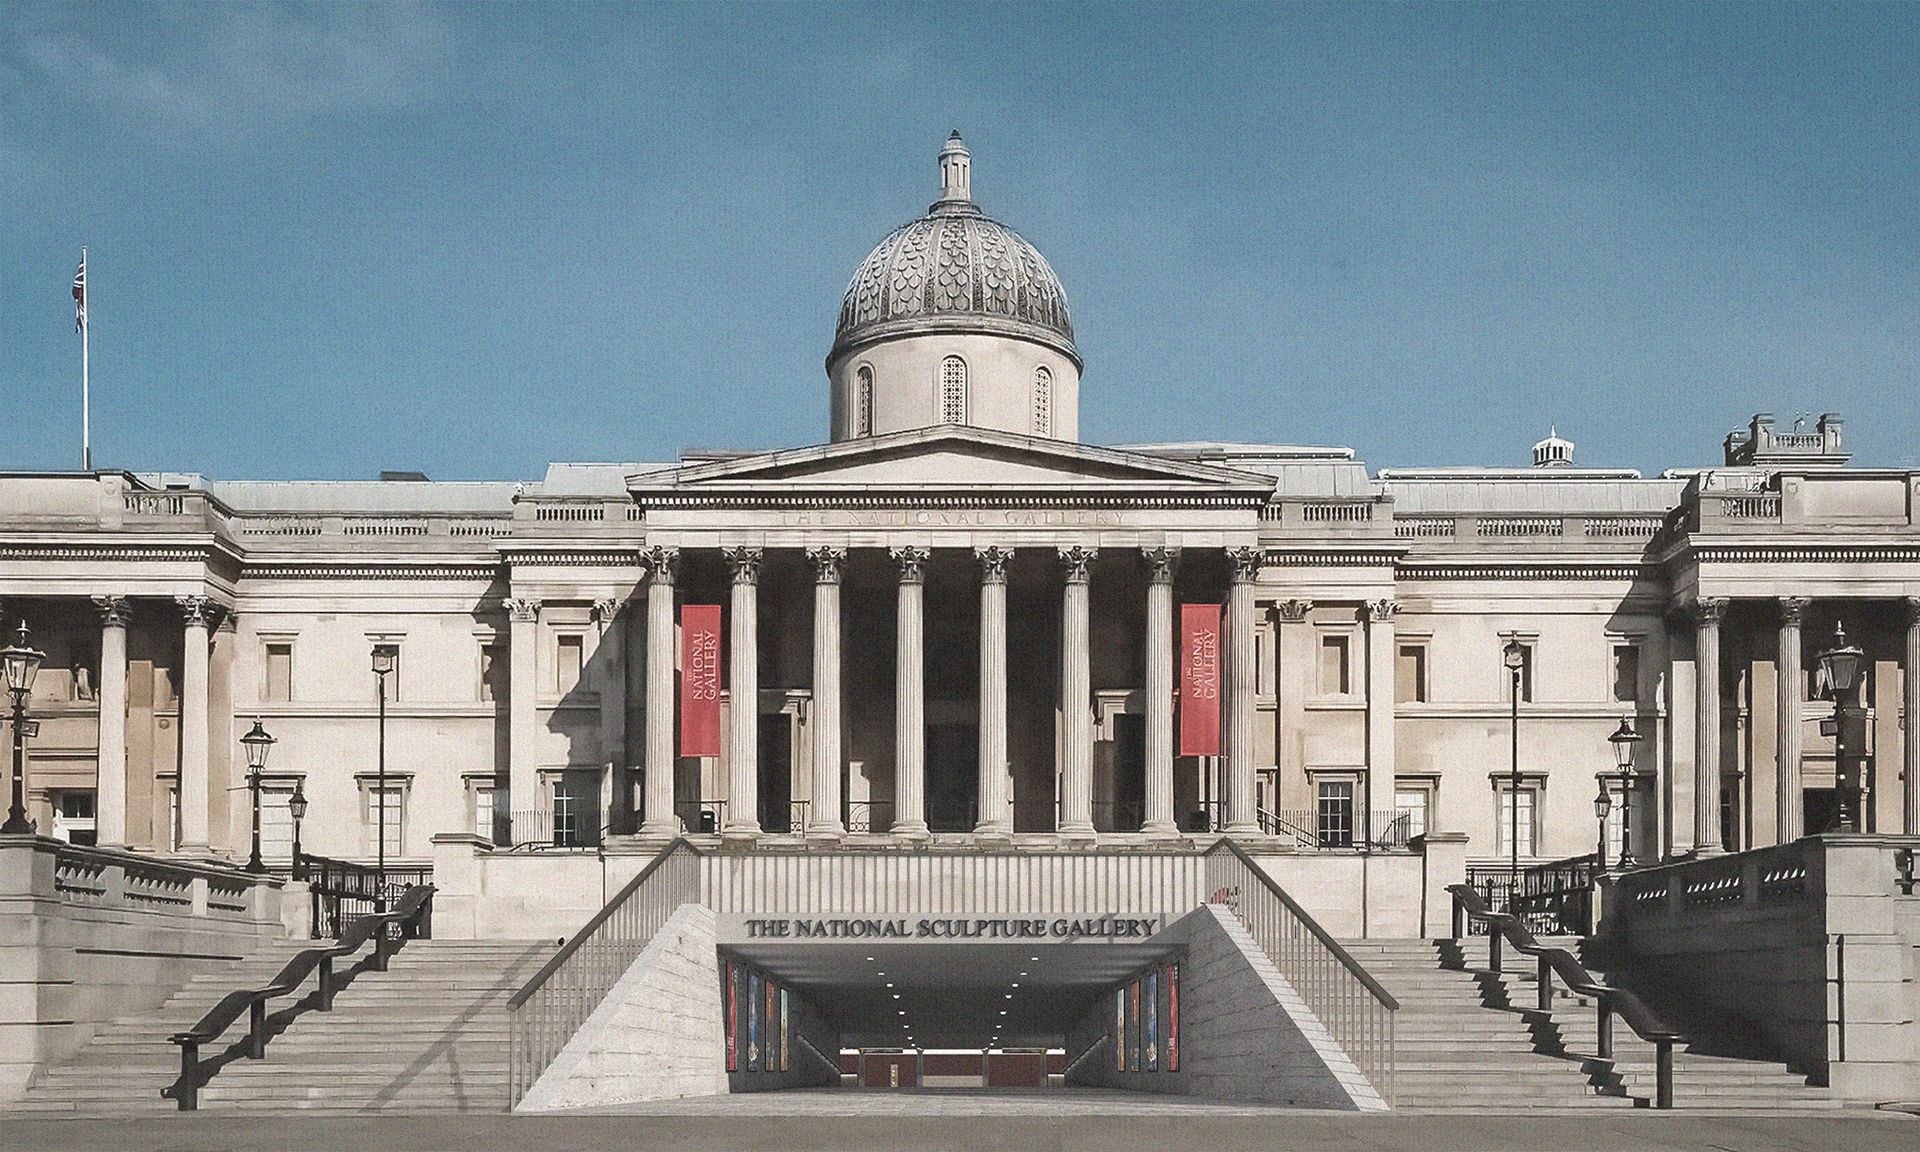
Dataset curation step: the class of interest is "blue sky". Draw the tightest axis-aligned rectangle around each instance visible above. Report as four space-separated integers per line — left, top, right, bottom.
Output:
2 2 1915 480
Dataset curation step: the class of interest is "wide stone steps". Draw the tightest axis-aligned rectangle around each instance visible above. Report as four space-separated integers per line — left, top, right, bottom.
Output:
1333 937 1843 1113
8 938 552 1116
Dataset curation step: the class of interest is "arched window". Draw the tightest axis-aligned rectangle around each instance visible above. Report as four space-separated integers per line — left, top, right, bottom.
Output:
940 355 967 425
1032 366 1052 437
855 365 874 437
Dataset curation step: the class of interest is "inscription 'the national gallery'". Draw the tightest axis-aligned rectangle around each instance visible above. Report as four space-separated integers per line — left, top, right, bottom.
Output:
778 509 1131 528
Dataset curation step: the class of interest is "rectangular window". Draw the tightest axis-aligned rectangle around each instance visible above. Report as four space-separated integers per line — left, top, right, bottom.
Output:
364 785 404 858
1394 786 1430 841
264 643 292 702
1496 786 1537 859
260 783 295 862
1604 783 1628 863
470 780 504 842
51 790 97 846
479 642 505 703
1319 634 1352 696
556 634 584 694
1316 781 1355 848
1395 643 1428 703
1611 644 1640 703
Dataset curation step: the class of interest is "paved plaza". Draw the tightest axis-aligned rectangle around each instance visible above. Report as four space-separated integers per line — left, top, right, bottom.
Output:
3 1090 1915 1152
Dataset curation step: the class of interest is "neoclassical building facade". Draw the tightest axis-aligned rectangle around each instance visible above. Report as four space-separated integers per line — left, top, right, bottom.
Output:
3 136 1918 886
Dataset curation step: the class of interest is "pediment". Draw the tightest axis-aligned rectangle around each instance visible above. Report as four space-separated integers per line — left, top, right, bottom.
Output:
630 427 1274 499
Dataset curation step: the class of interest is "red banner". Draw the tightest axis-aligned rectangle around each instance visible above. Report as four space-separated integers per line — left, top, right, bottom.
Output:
1179 603 1222 756
680 604 723 757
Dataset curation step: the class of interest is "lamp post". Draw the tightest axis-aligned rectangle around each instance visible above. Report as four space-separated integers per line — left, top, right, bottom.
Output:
1608 717 1644 867
1594 781 1612 871
371 644 397 913
2 622 47 834
288 779 308 880
1816 622 1865 833
239 720 276 873
1502 637 1526 898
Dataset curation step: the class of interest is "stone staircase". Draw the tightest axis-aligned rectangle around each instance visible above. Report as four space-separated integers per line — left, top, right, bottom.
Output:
9 938 553 1115
1340 936 1846 1113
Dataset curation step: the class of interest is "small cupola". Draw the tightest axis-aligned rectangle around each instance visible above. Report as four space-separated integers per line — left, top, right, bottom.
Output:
1532 427 1575 468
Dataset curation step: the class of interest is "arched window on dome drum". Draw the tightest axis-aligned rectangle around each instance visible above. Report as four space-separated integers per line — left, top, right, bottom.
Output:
1033 366 1052 437
941 356 967 425
856 365 874 437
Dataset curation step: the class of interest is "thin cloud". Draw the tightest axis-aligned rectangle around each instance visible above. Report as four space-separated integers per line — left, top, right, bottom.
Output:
10 3 457 143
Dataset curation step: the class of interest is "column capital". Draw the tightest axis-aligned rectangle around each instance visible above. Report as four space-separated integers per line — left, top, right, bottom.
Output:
1141 546 1179 584
593 597 623 624
1227 546 1263 583
643 545 679 585
974 545 1014 584
175 594 214 628
1366 598 1399 623
1689 597 1730 627
890 545 931 584
1779 596 1812 626
1057 545 1098 584
807 546 846 584
1905 596 1920 628
723 546 764 586
92 594 131 627
505 596 541 623
1277 598 1313 623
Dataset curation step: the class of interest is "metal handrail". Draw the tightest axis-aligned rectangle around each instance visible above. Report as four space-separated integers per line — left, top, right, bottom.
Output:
1210 839 1400 1008
1203 839 1396 1105
165 884 434 1110
792 1032 843 1079
1060 1032 1111 1080
506 838 701 1012
1448 883 1682 1108
506 838 703 1107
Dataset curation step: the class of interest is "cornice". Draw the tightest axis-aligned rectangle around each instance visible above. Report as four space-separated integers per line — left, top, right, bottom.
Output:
241 562 502 581
0 542 218 563
634 491 1268 510
1679 542 1920 565
497 547 646 568
1262 546 1406 568
1396 561 1657 582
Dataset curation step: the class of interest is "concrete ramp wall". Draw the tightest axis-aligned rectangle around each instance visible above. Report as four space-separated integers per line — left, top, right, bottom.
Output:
516 903 730 1112
1066 904 1387 1111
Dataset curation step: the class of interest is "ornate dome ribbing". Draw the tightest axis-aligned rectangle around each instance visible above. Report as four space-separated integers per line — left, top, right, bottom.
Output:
829 134 1078 367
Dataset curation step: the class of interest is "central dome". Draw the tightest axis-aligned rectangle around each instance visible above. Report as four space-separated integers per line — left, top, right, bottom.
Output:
830 135 1077 369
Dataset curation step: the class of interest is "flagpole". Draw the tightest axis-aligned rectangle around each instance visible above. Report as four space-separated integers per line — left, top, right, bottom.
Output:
81 246 90 471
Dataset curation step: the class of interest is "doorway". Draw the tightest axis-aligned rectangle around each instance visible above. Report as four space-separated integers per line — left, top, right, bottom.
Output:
927 722 979 831
759 714 793 832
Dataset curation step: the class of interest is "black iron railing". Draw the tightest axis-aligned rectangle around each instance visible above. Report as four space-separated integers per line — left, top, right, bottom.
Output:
846 799 896 833
1464 855 1597 936
166 885 434 1110
673 798 727 834
1449 883 1681 1109
296 852 433 939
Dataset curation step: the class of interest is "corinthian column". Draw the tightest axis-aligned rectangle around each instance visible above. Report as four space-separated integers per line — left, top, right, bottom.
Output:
892 546 930 839
975 546 1013 838
1692 597 1728 855
1223 547 1262 836
1142 548 1179 838
806 547 846 840
1906 598 1920 835
724 548 763 838
1777 597 1810 843
505 597 541 841
93 596 130 846
1366 598 1399 845
641 547 680 838
176 596 213 854
1058 546 1097 839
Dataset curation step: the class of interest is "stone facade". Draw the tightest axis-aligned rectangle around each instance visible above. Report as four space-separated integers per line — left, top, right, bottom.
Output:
2 141 1918 904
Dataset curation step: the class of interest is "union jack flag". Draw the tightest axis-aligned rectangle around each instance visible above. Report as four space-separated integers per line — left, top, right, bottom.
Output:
72 259 86 333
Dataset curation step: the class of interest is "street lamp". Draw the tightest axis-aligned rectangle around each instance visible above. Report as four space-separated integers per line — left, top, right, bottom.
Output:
371 643 397 912
2 622 47 834
240 719 276 873
288 779 309 880
1593 781 1612 870
1816 622 1866 833
1608 717 1644 867
1502 637 1527 896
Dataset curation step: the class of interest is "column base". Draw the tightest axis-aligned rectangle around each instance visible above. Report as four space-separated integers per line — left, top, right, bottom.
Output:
637 820 680 842
973 823 1013 844
1140 820 1182 841
1222 821 1262 838
804 824 844 845
890 821 931 840
721 821 762 845
1057 820 1097 844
